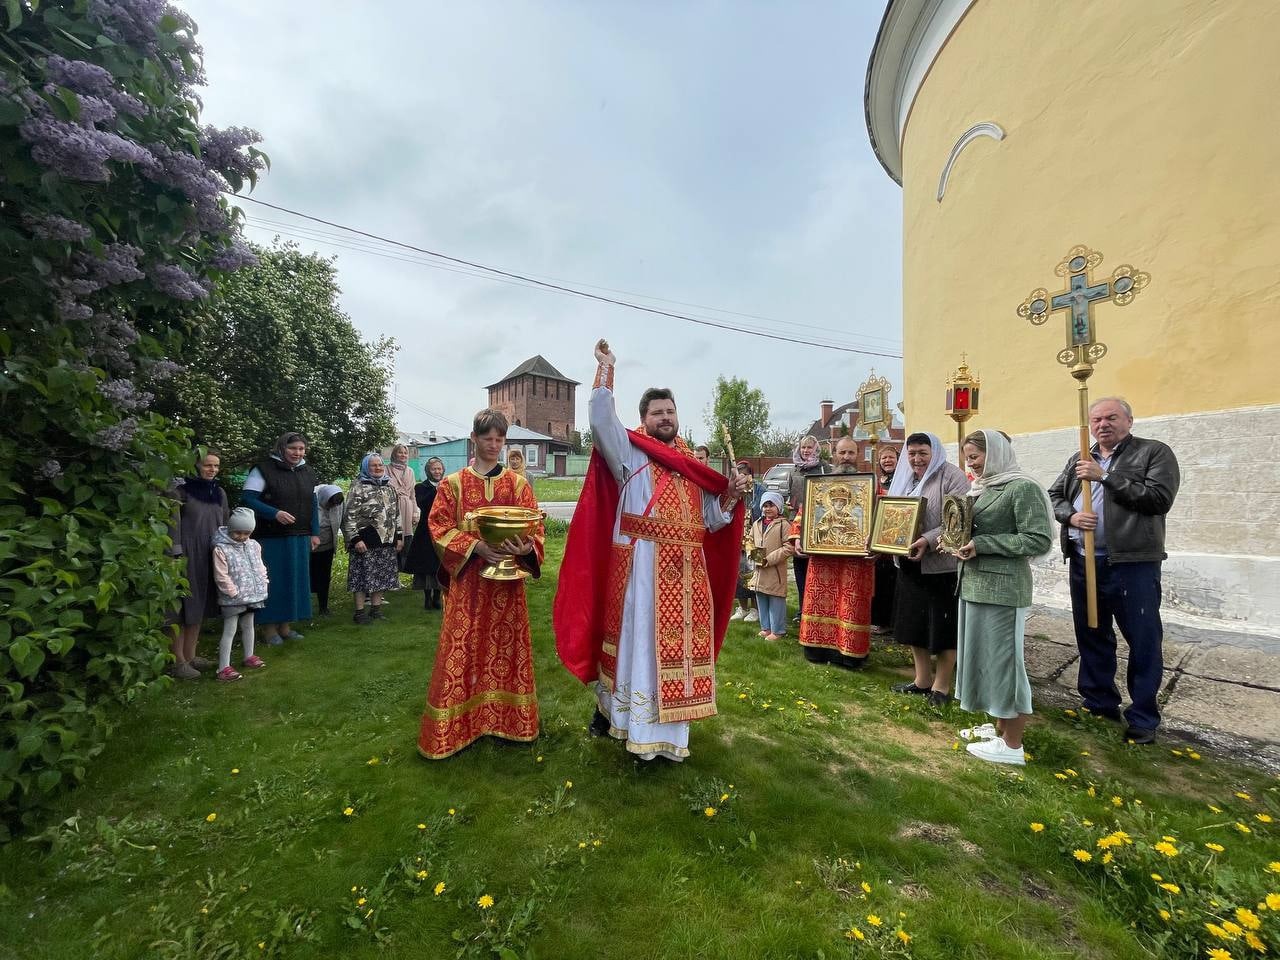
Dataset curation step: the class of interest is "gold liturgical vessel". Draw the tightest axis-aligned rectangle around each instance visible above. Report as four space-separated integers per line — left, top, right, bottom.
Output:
462 507 542 581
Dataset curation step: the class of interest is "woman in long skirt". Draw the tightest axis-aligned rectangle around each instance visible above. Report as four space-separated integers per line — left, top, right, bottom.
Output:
342 453 401 624
953 430 1053 766
404 457 445 610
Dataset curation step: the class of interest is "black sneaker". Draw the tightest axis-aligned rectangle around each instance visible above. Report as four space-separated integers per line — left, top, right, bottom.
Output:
836 655 867 671
1124 726 1157 745
589 709 611 737
891 681 931 695
1084 705 1123 723
926 690 954 707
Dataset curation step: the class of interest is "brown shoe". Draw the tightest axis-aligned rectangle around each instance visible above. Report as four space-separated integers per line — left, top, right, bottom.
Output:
168 662 201 680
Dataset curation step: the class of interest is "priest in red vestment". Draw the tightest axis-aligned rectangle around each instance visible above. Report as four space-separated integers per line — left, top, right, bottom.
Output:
418 409 544 759
554 340 751 761
799 437 875 670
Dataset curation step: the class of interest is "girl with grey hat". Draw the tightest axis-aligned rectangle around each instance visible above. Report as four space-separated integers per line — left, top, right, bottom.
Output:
211 508 270 681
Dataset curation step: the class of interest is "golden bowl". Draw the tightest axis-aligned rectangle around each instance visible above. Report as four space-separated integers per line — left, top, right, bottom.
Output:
464 507 542 581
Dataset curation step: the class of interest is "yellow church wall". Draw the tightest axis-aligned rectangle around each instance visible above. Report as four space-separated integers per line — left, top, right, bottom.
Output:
898 0 1280 437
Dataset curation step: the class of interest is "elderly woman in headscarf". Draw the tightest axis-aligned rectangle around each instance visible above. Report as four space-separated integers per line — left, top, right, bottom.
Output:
404 456 446 610
952 429 1054 766
341 452 402 625
310 483 345 616
169 447 230 678
241 432 319 645
886 431 970 706
387 443 419 573
786 434 830 620
506 447 527 477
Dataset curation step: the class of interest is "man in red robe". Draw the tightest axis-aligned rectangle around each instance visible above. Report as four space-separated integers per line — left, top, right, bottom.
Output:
799 437 876 669
554 340 750 761
418 409 544 759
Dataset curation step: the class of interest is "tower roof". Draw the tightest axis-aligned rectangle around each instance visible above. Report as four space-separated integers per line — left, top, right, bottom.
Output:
486 355 580 389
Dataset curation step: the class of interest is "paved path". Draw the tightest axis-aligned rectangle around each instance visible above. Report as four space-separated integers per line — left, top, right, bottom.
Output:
1024 605 1280 771
542 501 577 521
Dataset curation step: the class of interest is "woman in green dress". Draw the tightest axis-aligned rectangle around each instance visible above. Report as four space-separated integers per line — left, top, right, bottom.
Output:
953 429 1054 766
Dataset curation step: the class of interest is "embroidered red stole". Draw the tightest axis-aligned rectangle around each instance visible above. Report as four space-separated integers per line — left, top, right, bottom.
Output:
799 555 875 658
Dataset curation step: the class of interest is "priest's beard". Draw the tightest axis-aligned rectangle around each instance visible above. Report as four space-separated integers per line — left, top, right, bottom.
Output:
832 463 859 474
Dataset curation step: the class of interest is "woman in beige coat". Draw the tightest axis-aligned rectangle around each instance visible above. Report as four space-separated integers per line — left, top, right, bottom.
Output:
750 492 795 640
387 444 419 573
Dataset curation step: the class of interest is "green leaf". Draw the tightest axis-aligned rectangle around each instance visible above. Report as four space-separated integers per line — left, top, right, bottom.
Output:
4 0 21 31
0 98 26 125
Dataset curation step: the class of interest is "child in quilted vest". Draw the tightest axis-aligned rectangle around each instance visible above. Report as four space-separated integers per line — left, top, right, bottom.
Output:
750 492 795 640
211 508 270 681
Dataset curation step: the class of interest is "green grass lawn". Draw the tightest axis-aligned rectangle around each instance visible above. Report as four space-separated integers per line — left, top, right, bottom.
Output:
3 531 1278 960
530 477 584 502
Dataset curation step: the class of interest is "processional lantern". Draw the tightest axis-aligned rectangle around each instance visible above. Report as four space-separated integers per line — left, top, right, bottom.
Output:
944 354 980 453
1017 244 1150 628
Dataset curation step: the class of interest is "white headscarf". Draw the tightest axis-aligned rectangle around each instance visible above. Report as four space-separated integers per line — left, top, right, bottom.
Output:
887 432 947 497
966 429 1055 557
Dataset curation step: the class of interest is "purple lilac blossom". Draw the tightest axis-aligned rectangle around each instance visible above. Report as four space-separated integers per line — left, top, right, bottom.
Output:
44 56 115 97
76 244 146 287
98 378 154 412
93 417 139 451
108 89 146 118
20 116 112 181
37 459 64 480
207 237 257 271
198 125 263 180
87 0 168 53
27 215 92 243
146 359 185 381
149 263 208 300
56 296 94 321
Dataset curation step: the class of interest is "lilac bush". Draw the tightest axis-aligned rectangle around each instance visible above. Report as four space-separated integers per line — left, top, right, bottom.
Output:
0 0 269 835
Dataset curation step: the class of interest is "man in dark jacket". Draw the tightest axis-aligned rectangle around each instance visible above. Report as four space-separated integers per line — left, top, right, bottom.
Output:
1048 397 1180 744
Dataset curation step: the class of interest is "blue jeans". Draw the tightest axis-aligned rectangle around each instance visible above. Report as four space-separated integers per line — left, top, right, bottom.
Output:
755 593 788 636
1068 553 1164 731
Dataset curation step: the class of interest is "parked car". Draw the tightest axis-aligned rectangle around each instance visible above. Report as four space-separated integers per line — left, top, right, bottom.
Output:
761 463 794 499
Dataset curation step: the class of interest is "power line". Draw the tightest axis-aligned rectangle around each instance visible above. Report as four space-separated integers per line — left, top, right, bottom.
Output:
243 217 880 355
228 194 903 360
243 213 903 348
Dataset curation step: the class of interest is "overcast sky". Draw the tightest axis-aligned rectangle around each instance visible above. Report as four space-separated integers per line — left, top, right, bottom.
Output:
184 1 903 442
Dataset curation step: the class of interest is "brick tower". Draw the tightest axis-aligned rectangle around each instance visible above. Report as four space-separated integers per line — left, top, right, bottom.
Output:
485 356 578 440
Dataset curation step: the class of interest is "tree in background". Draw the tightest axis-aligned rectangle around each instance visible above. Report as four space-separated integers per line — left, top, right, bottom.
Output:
760 427 805 458
704 375 770 457
0 1 263 834
154 242 398 482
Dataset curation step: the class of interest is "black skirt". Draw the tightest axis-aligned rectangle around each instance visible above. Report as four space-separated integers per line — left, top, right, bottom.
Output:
893 559 958 654
871 554 897 628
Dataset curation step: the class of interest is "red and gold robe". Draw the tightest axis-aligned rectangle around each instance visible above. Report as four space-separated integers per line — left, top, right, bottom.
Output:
799 555 875 659
417 466 544 759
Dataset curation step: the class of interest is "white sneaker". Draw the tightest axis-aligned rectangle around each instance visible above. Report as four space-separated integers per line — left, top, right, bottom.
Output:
730 608 746 621
744 610 760 623
966 737 1025 766
959 723 998 742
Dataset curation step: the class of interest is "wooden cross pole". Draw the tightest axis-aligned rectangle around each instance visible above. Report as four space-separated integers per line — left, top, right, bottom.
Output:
1017 245 1149 628
720 423 737 468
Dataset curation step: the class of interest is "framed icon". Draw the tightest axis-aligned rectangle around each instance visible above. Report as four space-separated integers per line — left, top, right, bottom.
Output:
869 496 926 556
938 494 974 555
856 371 893 432
800 474 875 557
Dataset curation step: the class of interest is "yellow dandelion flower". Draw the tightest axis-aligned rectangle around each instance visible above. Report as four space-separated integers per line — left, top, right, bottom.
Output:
1265 892 1280 910
343 807 354 817
1154 841 1180 857
1245 931 1265 952
357 897 367 906
205 813 217 823
738 693 747 700
867 914 883 927
564 781 573 789
1102 851 1114 864
231 768 240 775
846 928 865 941
351 886 358 892
477 894 494 909
897 930 912 945
433 882 446 896
366 757 379 765
1223 920 1244 937
1206 922 1231 939
1206 949 1232 960
1236 822 1253 834
1205 843 1225 852
1210 805 1224 814
1134 799 1143 805
720 793 729 803
861 881 872 894
1072 849 1092 862
1083 820 1094 827
1065 768 1078 777
1112 796 1124 807
1151 874 1164 882
536 755 543 762
1159 882 1182 894
448 808 456 816
1172 749 1184 756
1269 862 1280 874
704 807 718 818
1189 751 1201 760
257 943 265 950
1030 822 1045 833
593 839 602 847
416 870 428 880
418 823 427 830
1064 709 1077 717
1054 773 1068 781
1255 813 1274 824
1159 909 1171 921
1087 786 1097 797
1235 908 1261 931
578 841 587 849
1237 792 1253 801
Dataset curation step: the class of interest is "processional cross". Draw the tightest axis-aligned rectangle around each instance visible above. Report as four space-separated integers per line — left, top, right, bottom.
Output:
1017 245 1150 628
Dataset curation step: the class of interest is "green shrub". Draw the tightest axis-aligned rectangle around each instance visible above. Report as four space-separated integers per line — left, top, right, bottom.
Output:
0 0 263 835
